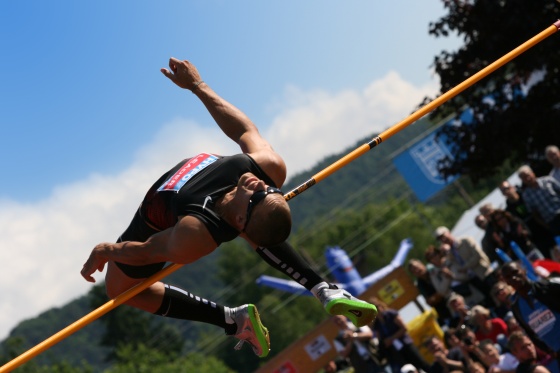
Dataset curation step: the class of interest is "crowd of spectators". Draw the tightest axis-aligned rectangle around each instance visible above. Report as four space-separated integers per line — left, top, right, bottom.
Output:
326 145 560 373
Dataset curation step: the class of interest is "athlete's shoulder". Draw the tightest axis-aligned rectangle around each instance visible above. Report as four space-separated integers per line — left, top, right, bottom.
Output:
246 151 286 187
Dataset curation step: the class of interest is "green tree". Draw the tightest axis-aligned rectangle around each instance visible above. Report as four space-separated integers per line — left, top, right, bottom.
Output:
428 0 560 181
105 344 234 373
0 336 93 373
0 336 41 372
40 361 93 373
88 283 184 362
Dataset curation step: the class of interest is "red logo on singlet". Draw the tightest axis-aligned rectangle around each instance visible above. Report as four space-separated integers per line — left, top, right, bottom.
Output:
157 153 218 192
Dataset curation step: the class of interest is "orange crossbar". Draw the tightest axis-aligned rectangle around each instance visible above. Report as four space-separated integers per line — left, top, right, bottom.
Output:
2 19 559 373
284 20 560 201
0 264 183 372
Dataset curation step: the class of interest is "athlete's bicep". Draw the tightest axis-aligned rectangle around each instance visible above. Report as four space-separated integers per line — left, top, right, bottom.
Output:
237 129 274 154
164 216 218 264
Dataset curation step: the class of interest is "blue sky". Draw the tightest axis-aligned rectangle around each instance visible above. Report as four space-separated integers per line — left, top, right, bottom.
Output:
0 1 460 201
0 1 460 340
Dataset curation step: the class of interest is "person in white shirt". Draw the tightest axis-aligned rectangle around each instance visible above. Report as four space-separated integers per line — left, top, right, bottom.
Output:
479 339 519 373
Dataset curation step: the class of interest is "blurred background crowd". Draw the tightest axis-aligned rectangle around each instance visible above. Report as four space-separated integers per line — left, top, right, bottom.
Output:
324 145 560 373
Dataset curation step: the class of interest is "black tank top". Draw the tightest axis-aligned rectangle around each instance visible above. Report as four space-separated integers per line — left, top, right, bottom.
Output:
141 153 276 245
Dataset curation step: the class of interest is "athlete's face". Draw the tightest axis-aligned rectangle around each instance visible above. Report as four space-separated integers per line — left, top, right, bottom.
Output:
236 173 283 230
236 173 268 214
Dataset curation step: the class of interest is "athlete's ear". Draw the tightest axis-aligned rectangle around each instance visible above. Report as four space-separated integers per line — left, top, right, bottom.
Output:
235 213 246 231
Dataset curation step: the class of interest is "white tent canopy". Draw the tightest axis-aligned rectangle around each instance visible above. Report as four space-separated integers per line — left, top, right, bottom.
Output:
451 173 521 242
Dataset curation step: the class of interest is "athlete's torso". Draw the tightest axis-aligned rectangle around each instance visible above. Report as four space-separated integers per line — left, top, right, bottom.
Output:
143 153 275 244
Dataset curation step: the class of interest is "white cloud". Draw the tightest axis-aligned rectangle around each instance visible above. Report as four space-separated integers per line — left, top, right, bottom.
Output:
0 119 237 341
267 71 439 179
0 71 439 342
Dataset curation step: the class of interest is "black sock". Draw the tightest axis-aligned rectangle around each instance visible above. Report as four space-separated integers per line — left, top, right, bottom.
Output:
256 242 325 291
154 284 236 334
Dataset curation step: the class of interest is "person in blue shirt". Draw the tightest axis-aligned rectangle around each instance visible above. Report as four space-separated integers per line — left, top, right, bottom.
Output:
501 261 560 367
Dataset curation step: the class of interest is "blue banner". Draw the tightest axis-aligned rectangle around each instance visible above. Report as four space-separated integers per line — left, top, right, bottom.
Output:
392 110 473 202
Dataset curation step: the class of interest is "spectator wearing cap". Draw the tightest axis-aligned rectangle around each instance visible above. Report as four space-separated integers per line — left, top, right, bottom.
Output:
435 226 497 307
518 165 560 237
447 293 474 329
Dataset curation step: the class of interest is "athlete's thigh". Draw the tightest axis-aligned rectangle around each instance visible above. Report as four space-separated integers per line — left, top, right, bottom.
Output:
105 261 145 298
105 262 166 312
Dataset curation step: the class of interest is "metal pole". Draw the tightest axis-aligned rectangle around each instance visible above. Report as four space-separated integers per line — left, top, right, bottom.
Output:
2 20 559 373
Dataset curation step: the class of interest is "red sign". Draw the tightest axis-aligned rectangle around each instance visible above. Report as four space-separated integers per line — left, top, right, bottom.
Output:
273 361 297 373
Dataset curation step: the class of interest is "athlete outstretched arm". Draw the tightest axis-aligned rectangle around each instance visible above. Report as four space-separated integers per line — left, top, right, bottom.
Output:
161 57 287 187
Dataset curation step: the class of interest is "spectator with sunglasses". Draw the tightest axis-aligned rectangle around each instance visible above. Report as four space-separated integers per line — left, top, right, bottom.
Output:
80 58 376 358
491 281 516 319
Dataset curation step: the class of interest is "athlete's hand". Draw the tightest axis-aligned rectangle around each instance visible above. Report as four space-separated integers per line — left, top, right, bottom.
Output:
161 57 202 90
81 244 110 282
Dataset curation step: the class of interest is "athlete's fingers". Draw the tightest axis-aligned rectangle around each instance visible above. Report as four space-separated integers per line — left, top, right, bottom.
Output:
160 68 175 80
97 262 106 273
168 57 180 72
80 266 96 283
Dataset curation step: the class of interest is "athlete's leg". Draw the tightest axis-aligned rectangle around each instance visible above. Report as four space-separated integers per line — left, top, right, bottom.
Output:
256 242 377 327
104 261 270 357
105 261 165 312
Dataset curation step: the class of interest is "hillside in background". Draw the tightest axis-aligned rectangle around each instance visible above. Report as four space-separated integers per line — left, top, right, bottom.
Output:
285 116 434 227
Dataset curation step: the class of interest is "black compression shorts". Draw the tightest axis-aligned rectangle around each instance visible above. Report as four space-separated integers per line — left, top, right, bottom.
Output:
114 209 167 279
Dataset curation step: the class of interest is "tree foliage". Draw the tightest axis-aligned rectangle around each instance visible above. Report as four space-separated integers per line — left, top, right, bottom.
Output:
105 345 235 373
88 284 184 362
428 0 560 181
0 336 93 373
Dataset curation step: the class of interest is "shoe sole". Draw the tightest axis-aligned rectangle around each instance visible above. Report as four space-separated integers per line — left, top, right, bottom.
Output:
247 304 271 358
325 299 378 327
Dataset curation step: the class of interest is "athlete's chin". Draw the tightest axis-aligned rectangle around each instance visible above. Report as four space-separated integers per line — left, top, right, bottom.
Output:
239 172 258 188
